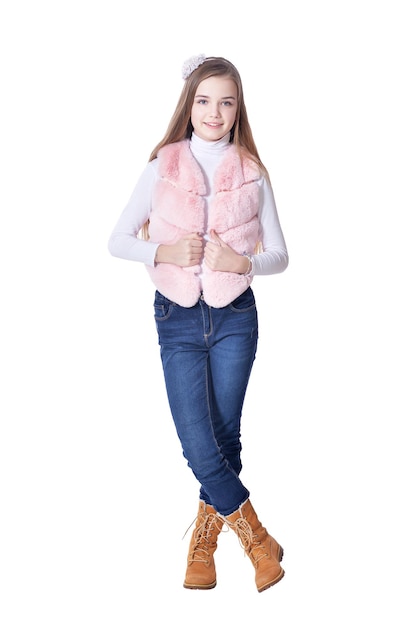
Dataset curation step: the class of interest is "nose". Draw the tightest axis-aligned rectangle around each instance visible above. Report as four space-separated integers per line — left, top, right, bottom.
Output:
209 103 220 117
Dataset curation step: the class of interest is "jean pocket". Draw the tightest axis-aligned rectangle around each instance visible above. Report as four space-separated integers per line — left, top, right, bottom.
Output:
229 287 256 313
153 291 175 321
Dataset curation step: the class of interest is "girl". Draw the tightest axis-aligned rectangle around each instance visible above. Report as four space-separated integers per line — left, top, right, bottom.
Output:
108 55 289 593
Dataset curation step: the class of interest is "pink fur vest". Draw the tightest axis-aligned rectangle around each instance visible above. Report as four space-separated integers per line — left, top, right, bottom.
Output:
146 140 260 307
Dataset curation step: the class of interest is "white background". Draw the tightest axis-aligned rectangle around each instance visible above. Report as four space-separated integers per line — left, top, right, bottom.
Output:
1 1 416 624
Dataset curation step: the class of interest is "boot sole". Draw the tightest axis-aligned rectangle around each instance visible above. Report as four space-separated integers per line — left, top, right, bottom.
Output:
183 581 217 590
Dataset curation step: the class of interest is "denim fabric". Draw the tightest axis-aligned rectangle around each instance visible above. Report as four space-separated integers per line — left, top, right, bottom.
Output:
153 287 258 516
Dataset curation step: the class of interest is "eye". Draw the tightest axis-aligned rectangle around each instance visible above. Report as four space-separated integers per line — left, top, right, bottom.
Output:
221 100 234 106
196 98 208 105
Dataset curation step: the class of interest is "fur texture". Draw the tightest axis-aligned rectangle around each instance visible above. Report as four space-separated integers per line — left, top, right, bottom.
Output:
146 140 260 307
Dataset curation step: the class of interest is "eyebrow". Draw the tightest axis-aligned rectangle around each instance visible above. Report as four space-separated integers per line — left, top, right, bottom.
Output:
194 94 236 100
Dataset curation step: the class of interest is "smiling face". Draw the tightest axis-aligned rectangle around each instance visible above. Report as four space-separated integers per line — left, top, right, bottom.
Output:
190 75 238 142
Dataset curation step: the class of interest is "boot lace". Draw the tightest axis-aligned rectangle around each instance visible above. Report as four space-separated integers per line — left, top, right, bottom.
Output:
185 513 223 564
233 518 268 564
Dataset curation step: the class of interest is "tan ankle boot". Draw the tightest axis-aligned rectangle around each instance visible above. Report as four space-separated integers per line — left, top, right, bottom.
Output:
183 501 224 590
224 499 284 592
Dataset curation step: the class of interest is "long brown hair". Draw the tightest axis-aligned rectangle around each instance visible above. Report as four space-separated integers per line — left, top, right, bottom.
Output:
142 57 268 244
148 56 269 179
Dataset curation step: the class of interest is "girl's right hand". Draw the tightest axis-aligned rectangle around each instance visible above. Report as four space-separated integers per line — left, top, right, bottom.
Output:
155 233 203 267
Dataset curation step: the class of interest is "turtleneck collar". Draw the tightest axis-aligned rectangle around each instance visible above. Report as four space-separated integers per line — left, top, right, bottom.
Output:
190 132 231 157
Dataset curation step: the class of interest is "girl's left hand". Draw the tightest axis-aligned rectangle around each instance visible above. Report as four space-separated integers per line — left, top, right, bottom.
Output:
204 230 246 273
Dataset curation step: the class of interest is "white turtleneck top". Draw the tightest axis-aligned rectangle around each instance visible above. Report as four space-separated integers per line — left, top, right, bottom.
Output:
108 133 288 275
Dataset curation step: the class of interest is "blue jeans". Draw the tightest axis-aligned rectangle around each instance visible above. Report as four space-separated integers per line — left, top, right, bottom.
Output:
153 288 258 516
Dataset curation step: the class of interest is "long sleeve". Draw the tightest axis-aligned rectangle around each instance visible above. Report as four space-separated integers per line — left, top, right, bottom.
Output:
108 142 289 276
188 133 288 276
252 177 289 275
107 162 160 267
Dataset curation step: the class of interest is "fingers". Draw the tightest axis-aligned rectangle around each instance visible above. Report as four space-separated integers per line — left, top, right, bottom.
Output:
210 229 223 246
183 232 203 241
178 233 203 266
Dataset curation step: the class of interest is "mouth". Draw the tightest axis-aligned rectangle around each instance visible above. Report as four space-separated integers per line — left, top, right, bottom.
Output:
205 122 222 128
